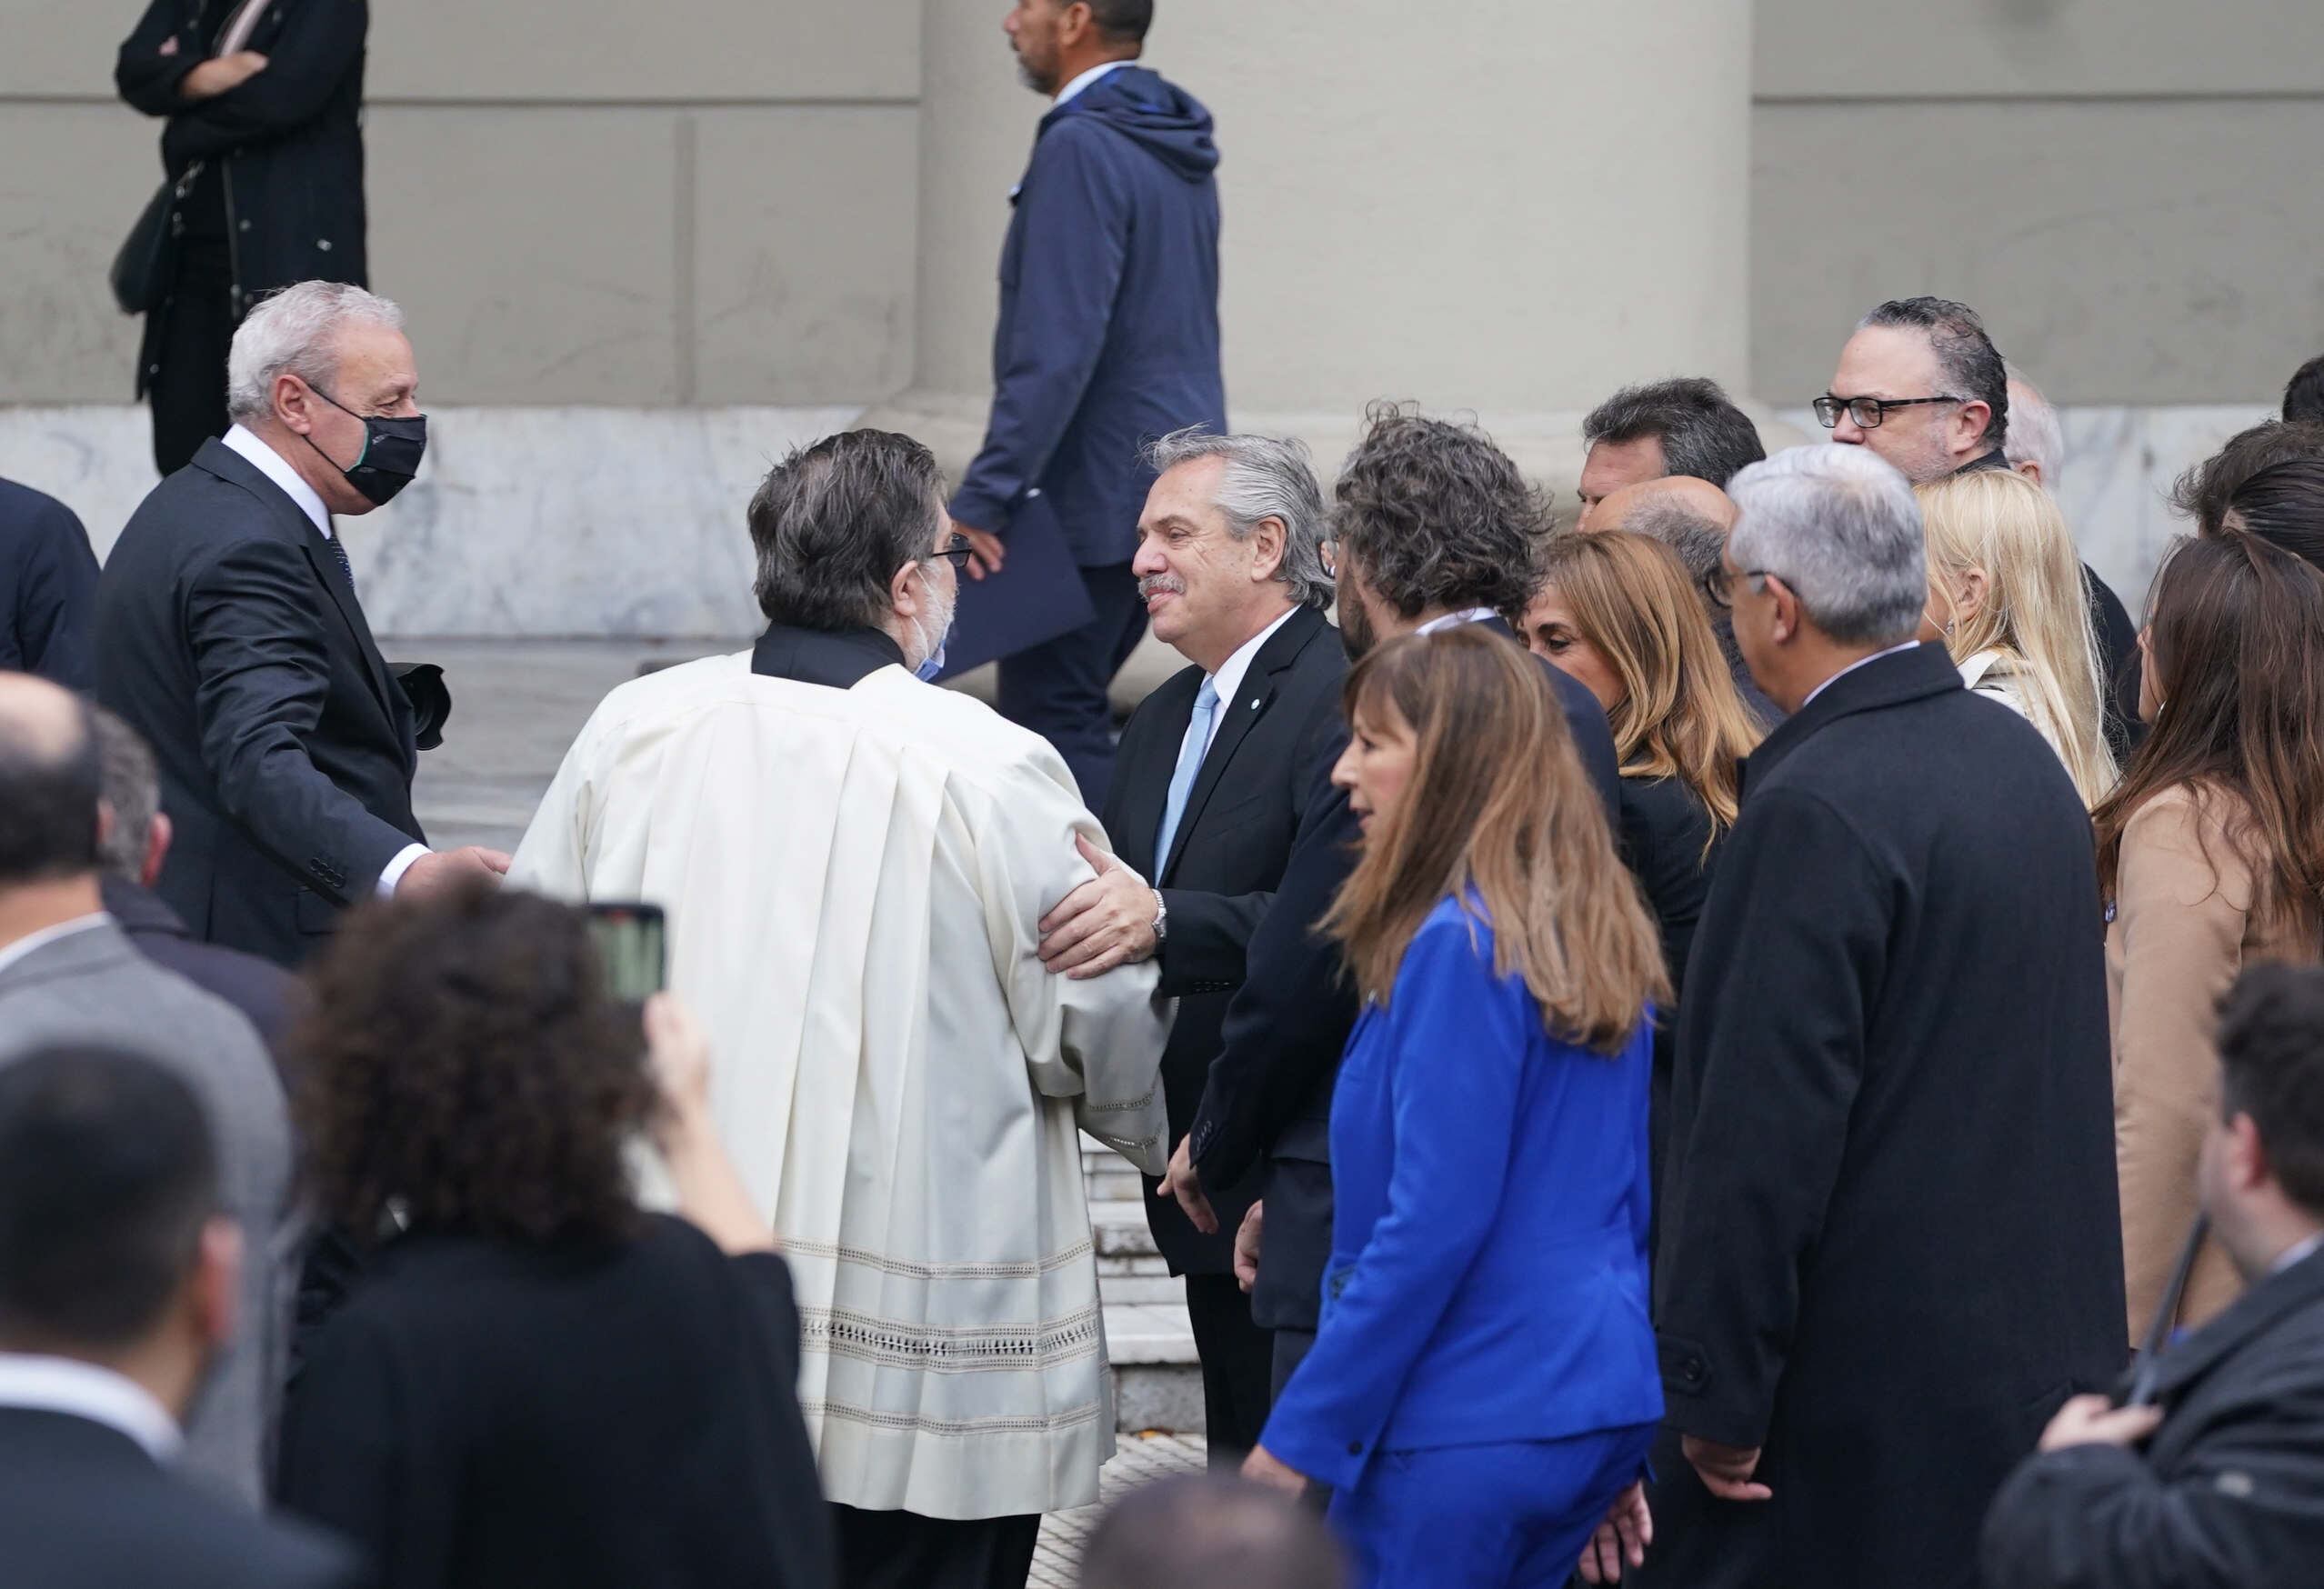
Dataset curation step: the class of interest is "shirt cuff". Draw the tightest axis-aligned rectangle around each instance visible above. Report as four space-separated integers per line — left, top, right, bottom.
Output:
376 844 431 898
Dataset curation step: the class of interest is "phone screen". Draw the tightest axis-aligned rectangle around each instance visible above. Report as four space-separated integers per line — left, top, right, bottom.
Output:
586 904 666 1003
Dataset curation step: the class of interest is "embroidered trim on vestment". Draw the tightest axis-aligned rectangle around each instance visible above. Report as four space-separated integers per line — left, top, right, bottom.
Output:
785 1236 1096 1280
802 1397 1106 1436
800 1304 1103 1373
1083 1090 1157 1114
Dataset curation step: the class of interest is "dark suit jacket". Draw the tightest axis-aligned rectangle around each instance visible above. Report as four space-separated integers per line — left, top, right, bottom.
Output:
1615 774 1722 1258
2082 561 2146 765
0 1406 362 1589
1982 1246 2324 1589
1188 616 1624 1333
0 475 100 689
102 874 304 1061
1100 604 1347 1274
1644 642 2126 1589
95 437 423 966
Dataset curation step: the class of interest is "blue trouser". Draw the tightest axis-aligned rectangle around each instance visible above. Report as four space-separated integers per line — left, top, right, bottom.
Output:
1329 1423 1658 1589
996 561 1147 812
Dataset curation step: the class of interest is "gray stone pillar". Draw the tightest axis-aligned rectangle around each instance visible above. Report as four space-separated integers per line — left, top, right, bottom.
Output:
868 0 1758 488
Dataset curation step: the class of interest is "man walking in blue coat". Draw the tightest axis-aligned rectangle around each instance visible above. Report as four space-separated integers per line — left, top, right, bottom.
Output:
950 0 1227 811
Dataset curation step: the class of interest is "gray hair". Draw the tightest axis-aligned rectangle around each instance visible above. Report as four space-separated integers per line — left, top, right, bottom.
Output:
1621 499 1728 586
225 282 406 424
746 429 946 629
1144 429 1335 610
90 705 159 882
2003 364 2064 485
1728 445 1927 645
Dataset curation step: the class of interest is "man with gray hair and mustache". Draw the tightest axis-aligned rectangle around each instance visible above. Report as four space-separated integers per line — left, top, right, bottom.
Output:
1036 426 1346 1464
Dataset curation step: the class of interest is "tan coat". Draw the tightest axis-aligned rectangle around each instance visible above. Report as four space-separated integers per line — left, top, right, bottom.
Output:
2107 784 2316 1342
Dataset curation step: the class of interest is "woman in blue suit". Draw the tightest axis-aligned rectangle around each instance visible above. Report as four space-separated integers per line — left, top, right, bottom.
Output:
1243 625 1668 1587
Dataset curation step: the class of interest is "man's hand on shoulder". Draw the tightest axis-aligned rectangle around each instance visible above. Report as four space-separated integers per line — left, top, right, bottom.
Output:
1037 834 1157 979
395 845 512 900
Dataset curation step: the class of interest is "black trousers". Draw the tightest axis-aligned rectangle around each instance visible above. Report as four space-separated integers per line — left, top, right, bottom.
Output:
149 234 235 477
1186 1272 1275 1466
831 1504 1040 1589
1269 1324 1317 1404
996 561 1147 812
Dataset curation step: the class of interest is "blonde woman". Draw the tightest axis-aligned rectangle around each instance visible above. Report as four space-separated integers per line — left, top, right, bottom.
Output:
1915 469 2118 804
1240 627 1667 1588
1522 530 1763 1239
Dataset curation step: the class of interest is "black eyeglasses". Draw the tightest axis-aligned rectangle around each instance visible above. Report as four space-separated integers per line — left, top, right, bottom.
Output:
1708 566 1783 608
936 535 977 570
1813 394 1960 430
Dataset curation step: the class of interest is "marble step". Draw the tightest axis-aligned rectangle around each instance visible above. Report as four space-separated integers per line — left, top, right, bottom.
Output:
1088 1200 1161 1260
1096 1274 1186 1307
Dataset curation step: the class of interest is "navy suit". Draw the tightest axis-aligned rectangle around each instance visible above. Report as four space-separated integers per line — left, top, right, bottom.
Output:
95 438 425 966
0 475 101 689
949 65 1227 809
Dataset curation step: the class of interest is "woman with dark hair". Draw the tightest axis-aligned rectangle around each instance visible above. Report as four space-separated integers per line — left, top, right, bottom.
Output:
2216 455 2324 573
2095 524 2324 1343
1522 530 1760 1234
275 886 834 1589
1239 626 1668 1588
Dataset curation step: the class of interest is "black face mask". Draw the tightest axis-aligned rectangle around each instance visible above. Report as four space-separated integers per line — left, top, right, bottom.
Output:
305 385 428 505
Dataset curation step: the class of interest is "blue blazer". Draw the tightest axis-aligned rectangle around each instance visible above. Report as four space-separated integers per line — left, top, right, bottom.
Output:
1260 896 1663 1494
948 65 1227 570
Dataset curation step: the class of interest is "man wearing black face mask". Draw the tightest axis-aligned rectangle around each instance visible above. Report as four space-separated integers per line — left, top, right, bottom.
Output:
96 281 507 967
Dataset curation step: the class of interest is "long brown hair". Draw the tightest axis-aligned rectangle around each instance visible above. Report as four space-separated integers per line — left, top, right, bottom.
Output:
2093 532 2324 942
1533 531 1762 844
1320 626 1668 1052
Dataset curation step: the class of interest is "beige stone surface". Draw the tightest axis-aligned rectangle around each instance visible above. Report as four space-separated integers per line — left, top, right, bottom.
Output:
691 105 918 405
910 0 1754 415
365 0 919 103
1757 0 2324 97
367 107 684 404
0 102 162 403
1752 97 2324 405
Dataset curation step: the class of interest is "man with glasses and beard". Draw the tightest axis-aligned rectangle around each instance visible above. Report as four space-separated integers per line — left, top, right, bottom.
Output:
511 428 1171 1589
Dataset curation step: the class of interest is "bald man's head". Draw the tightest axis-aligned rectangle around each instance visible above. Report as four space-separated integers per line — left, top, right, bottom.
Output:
1588 475 1739 536
1576 475 1738 593
0 673 101 887
1079 1475 1346 1589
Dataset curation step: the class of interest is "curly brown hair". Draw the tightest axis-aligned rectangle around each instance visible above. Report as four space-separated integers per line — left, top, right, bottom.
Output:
1332 400 1547 622
290 884 657 1248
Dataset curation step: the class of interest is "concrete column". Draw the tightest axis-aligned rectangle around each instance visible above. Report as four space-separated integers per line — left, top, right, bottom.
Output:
868 0 1758 490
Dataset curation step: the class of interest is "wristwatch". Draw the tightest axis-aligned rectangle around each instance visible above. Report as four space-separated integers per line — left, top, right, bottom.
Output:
1149 888 1168 949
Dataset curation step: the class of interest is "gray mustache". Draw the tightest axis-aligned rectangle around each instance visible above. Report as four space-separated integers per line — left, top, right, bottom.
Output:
1138 575 1187 600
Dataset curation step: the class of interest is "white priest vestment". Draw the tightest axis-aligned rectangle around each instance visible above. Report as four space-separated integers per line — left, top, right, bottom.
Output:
509 647 1171 1520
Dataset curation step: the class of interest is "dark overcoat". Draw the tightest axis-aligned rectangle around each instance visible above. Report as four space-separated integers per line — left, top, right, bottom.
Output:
116 0 369 397
1645 642 2127 1589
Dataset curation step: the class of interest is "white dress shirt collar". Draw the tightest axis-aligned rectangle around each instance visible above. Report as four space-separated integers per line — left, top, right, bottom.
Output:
223 423 334 540
0 913 110 982
2272 1231 2324 1276
1054 58 1132 106
0 1354 182 1464
1801 640 1923 710
1201 606 1301 753
1412 606 1500 637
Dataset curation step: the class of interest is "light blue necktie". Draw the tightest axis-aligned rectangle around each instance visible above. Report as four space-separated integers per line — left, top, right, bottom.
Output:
1155 678 1218 870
